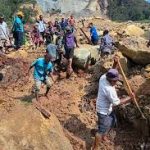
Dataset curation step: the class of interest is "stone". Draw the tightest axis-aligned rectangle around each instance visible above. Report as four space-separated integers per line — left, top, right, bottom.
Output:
124 25 144 37
73 47 91 69
116 37 150 65
102 52 128 74
0 105 73 150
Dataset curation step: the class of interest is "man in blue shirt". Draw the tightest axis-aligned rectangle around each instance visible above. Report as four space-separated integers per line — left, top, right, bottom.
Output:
89 23 99 45
60 18 68 31
28 54 55 101
12 11 24 50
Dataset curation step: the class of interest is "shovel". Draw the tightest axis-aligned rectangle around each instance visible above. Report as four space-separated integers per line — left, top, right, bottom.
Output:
117 59 146 119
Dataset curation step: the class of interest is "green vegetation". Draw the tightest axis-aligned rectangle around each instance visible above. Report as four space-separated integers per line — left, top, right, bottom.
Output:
108 0 150 21
0 0 36 24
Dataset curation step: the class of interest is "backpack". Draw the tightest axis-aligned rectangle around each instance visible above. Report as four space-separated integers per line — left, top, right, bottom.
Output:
64 33 75 49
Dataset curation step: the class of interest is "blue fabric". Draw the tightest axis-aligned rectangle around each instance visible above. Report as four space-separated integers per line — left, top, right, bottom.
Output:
97 112 117 134
13 17 24 32
32 58 53 81
60 21 67 30
13 31 23 48
90 26 99 40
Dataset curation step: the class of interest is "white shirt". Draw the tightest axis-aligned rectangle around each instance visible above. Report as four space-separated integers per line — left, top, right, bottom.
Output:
0 21 9 39
96 74 120 115
38 20 46 33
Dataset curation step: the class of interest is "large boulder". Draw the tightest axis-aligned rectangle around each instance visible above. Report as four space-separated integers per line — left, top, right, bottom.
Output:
124 25 144 37
0 105 73 150
73 48 91 69
116 37 150 65
101 52 128 74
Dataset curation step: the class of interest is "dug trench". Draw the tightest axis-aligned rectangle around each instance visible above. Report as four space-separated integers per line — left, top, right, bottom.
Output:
1 48 150 150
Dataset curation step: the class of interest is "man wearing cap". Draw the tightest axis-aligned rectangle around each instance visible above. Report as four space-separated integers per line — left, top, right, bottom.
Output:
0 15 10 53
93 66 134 149
12 11 24 50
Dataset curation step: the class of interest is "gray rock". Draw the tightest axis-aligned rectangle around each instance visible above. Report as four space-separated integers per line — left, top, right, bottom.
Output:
73 48 91 69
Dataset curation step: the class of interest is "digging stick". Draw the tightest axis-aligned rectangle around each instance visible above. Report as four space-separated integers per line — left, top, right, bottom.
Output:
80 28 93 45
117 59 146 119
32 100 51 119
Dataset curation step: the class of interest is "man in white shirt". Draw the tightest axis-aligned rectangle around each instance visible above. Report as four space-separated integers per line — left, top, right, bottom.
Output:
0 15 10 53
37 15 46 40
93 68 134 149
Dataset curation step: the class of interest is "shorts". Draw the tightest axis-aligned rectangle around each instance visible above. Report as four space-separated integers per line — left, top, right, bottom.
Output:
64 47 74 59
97 112 117 134
34 77 52 92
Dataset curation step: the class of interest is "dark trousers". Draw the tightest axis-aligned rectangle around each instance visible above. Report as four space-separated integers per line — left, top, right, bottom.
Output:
13 31 23 49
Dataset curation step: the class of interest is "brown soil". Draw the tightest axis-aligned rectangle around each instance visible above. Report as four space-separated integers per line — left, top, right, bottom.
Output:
1 18 150 149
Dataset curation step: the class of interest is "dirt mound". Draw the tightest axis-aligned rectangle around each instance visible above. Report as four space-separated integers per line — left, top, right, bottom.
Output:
0 55 30 89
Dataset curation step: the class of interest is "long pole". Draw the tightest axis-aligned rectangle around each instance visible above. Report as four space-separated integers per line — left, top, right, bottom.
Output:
117 59 146 119
80 28 93 45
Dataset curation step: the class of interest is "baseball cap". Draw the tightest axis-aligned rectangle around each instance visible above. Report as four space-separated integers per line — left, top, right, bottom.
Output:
106 69 119 81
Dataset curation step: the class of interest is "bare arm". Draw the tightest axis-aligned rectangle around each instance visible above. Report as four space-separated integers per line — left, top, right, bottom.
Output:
119 96 131 105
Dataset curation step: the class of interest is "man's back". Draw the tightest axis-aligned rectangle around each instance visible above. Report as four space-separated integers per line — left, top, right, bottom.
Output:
90 26 98 38
46 44 58 61
13 17 23 32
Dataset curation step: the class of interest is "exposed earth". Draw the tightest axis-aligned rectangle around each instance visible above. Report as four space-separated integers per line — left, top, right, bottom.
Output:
1 18 150 150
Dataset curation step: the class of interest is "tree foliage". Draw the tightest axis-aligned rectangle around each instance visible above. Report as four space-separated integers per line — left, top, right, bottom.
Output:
108 0 150 21
0 0 36 24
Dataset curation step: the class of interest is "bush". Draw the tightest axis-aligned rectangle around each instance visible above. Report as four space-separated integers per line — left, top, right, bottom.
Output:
0 0 36 24
108 0 150 21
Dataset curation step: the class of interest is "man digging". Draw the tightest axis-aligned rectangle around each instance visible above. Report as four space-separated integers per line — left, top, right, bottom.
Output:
93 58 135 150
28 54 55 102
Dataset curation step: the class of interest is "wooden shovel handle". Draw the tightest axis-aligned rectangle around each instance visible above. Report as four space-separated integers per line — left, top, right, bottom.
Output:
117 59 146 119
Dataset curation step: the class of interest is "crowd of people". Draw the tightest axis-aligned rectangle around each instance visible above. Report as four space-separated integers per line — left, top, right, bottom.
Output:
0 11 137 149
0 11 116 104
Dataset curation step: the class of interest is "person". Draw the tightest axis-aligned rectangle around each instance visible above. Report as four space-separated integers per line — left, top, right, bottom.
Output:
37 15 46 40
45 21 55 45
28 54 55 101
63 26 79 78
0 15 10 53
46 43 64 73
60 18 68 31
56 32 64 50
31 24 43 49
100 30 114 56
93 64 135 149
54 20 61 32
89 23 99 45
12 11 24 50
69 15 75 33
